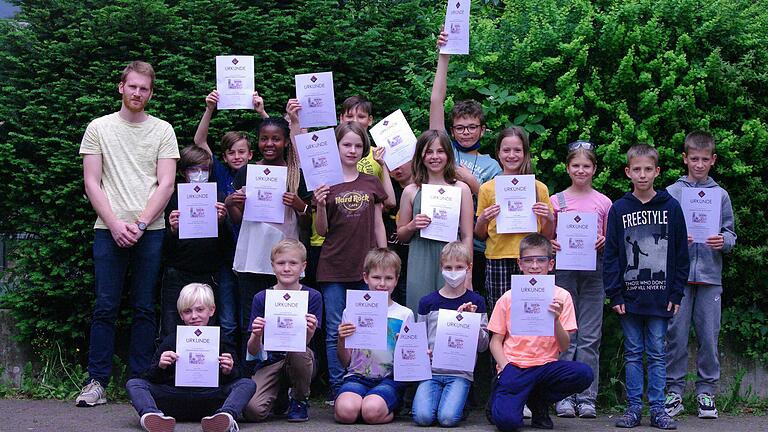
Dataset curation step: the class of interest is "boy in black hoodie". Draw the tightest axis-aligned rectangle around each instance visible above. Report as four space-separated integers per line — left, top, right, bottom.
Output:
604 144 689 430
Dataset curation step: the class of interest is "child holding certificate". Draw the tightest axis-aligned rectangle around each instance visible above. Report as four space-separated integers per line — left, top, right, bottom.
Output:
245 239 322 423
475 127 554 310
397 130 474 314
664 131 736 420
413 241 489 427
487 234 593 431
313 121 388 400
335 248 414 424
161 146 230 338
226 117 309 352
125 283 256 432
549 141 612 418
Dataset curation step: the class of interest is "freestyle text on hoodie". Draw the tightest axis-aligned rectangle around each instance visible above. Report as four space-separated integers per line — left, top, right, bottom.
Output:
666 176 736 285
603 190 689 318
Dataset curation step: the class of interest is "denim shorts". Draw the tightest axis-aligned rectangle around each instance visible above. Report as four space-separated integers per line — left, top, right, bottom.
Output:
338 374 405 413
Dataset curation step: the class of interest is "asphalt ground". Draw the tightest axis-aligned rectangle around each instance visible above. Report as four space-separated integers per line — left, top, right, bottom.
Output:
2 399 767 432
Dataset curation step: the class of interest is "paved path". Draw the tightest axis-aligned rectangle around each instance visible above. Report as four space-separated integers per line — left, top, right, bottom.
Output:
2 399 767 431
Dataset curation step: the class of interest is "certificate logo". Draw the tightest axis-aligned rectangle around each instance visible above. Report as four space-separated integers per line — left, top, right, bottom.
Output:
311 134 319 142
456 313 464 322
310 75 318 83
232 58 239 65
456 2 461 8
403 325 410 333
194 185 201 193
438 187 446 194
283 293 291 301
511 177 519 186
263 168 271 175
383 120 390 126
529 278 538 286
194 329 202 337
698 190 706 198
574 215 582 223
363 293 371 301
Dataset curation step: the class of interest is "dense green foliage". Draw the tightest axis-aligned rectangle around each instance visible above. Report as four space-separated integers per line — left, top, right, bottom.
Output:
1 0 766 402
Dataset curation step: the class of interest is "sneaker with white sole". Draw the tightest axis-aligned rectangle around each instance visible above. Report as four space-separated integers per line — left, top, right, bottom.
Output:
523 404 532 419
664 392 683 417
201 412 238 432
697 393 718 419
555 398 576 418
577 402 597 418
75 379 107 407
139 413 176 432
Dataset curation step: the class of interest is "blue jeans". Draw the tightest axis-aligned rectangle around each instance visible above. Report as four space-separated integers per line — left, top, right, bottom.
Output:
338 375 406 413
620 313 669 412
413 375 471 427
125 377 256 420
490 361 593 431
320 280 367 395
215 263 239 342
88 229 164 385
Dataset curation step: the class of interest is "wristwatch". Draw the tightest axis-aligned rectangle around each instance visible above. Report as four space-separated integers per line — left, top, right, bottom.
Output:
135 221 148 231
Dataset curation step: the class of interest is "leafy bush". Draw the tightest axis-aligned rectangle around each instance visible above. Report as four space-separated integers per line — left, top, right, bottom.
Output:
1 0 766 402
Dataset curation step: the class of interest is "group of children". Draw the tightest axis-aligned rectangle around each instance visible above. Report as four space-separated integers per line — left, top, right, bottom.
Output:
122 29 736 432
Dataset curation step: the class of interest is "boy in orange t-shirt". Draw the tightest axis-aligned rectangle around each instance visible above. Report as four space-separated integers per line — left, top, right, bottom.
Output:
486 234 593 431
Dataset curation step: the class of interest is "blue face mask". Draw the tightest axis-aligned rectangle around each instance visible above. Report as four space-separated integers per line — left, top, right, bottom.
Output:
452 139 481 152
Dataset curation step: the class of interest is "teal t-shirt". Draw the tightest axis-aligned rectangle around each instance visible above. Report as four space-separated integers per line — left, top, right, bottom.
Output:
453 147 502 252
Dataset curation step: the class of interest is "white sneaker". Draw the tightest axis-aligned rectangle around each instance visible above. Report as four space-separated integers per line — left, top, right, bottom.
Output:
139 413 176 432
75 379 107 407
555 398 576 417
523 404 532 419
201 412 239 432
697 393 719 419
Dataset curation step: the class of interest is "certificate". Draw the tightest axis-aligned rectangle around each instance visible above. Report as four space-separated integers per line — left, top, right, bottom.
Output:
494 175 537 233
369 110 417 170
345 290 388 351
555 212 598 271
175 325 220 387
440 0 471 55
681 188 722 243
177 182 218 239
394 320 432 382
215 55 254 110
420 184 462 243
294 128 344 191
263 290 309 353
242 165 287 223
510 275 555 336
431 309 481 372
295 72 337 128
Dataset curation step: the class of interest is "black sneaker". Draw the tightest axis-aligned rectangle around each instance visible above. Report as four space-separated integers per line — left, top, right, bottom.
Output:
615 409 641 428
529 399 553 430
650 409 678 430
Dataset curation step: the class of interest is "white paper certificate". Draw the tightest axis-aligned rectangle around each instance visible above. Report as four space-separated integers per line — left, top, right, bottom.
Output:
345 290 388 351
681 188 722 243
394 320 432 382
177 182 218 240
555 212 598 271
431 309 481 372
295 72 337 128
242 165 287 223
369 110 417 170
510 275 555 336
294 128 344 191
175 325 220 387
263 290 309 353
494 175 537 234
440 0 471 55
420 184 462 242
215 56 254 110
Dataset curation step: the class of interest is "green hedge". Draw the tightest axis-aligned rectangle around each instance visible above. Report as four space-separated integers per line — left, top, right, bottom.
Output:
1 0 766 400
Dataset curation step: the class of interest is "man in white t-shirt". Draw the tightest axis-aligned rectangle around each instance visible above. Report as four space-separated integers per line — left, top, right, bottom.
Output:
76 61 180 407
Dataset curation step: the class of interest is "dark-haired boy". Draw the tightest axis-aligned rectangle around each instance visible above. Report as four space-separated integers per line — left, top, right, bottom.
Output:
604 144 689 429
664 131 736 419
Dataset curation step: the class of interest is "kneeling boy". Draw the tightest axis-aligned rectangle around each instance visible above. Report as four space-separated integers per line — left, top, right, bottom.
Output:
125 283 256 432
487 234 593 431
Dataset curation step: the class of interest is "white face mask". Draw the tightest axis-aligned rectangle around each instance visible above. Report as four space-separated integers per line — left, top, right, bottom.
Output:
186 168 209 183
442 269 467 288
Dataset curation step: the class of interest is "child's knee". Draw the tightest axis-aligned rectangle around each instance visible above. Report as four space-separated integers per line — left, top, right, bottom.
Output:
334 394 362 424
437 411 462 427
412 406 436 426
361 395 391 424
243 400 270 422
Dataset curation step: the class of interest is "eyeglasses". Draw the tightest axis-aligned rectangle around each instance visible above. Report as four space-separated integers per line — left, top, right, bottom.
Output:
568 140 596 151
518 256 551 265
452 124 482 134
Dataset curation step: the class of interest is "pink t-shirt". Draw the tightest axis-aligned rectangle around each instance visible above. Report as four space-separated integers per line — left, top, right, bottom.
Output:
487 286 576 369
550 189 612 237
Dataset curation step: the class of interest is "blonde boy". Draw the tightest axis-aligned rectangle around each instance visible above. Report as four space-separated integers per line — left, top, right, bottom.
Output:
125 283 256 432
334 248 414 425
244 240 322 423
487 234 592 432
